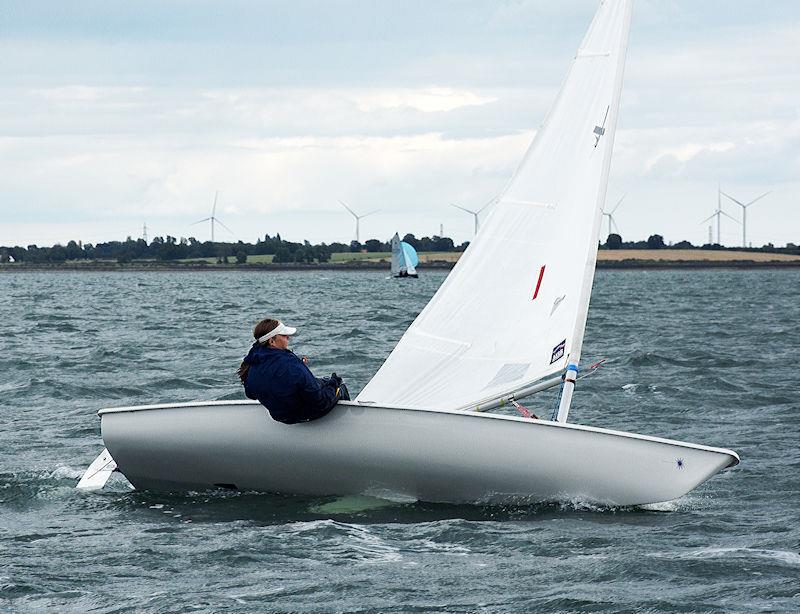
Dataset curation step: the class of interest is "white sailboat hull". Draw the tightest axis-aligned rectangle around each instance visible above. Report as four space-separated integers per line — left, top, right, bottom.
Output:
98 400 738 506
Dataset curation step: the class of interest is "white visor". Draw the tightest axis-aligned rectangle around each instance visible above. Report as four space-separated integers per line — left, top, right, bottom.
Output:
257 321 297 344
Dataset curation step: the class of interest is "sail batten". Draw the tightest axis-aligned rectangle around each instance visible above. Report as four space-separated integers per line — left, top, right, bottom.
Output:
357 0 633 412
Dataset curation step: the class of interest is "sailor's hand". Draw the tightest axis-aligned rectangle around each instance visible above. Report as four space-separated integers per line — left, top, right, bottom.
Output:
302 356 309 365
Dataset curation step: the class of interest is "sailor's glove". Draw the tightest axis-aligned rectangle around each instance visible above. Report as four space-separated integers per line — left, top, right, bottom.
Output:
329 372 342 387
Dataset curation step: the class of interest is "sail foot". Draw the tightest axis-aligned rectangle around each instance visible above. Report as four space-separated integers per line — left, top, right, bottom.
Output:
466 374 564 414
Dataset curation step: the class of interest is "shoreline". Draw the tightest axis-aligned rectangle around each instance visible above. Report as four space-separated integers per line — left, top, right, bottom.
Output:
3 259 800 272
3 249 799 273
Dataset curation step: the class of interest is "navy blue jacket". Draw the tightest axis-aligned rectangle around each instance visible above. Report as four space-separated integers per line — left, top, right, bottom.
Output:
242 344 340 424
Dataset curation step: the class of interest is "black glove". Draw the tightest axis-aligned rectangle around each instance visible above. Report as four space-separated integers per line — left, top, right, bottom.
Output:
329 372 342 387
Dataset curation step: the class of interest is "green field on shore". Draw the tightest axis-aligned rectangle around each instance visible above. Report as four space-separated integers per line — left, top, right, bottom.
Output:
175 252 393 264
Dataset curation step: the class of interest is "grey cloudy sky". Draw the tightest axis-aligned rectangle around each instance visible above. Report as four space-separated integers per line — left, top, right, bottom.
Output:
1 0 798 248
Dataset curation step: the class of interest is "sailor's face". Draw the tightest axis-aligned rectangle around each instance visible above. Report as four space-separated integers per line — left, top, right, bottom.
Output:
271 334 290 350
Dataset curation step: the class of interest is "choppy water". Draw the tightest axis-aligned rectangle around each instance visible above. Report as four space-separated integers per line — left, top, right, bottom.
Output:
1 270 798 613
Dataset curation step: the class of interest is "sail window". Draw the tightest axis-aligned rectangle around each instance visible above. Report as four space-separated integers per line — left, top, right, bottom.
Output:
485 363 530 389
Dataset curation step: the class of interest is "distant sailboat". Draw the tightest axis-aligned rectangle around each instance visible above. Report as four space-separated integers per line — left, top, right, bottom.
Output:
79 0 738 506
390 233 419 278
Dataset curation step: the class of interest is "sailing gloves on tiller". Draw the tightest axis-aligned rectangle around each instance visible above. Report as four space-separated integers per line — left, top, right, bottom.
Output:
326 373 350 400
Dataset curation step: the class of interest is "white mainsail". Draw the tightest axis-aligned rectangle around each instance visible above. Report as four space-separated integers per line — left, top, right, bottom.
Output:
357 0 633 416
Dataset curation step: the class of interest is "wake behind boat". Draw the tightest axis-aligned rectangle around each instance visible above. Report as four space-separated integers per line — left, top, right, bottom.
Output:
79 0 739 505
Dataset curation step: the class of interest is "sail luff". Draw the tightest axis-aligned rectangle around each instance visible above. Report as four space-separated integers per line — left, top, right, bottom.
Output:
556 0 633 423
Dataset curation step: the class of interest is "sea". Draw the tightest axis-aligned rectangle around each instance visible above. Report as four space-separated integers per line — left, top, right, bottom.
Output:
1 269 798 613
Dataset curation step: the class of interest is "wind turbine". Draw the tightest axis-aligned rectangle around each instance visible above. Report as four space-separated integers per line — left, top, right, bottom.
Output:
602 193 626 237
339 201 379 244
700 185 738 245
450 201 491 236
190 191 234 242
720 189 770 248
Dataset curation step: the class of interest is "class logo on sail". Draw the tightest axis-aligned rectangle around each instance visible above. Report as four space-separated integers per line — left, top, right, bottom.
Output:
550 339 566 364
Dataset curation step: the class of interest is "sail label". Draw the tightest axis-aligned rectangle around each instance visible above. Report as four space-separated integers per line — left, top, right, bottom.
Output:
532 265 546 300
550 339 566 364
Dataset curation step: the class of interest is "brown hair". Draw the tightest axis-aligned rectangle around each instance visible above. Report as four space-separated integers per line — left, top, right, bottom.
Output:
253 318 279 341
237 318 280 384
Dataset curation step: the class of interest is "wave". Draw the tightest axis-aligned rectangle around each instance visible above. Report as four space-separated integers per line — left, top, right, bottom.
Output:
658 547 800 566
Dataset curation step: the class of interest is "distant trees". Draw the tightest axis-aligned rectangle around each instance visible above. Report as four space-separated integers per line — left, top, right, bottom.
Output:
402 234 418 249
605 233 623 249
364 239 385 252
65 240 83 260
601 234 678 250
401 234 457 252
0 228 470 265
4 229 797 266
273 241 332 264
48 244 67 262
254 234 283 255
595 235 800 254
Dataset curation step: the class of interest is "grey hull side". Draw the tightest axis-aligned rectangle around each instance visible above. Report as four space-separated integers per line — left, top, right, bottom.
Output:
100 400 738 506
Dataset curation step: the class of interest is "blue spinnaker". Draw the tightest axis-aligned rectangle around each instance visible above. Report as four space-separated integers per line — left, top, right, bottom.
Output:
401 242 419 268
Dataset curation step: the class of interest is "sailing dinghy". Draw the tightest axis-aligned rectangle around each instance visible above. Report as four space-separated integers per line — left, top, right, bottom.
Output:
78 0 738 505
390 233 419 278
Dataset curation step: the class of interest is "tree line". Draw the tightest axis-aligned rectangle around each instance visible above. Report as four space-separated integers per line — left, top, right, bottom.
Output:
2 231 797 265
600 233 799 255
0 233 467 264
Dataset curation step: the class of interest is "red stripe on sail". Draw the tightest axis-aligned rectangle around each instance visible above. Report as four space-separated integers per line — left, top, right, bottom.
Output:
532 265 546 300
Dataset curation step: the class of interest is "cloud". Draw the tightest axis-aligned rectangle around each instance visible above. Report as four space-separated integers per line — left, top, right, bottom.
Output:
2 1 800 248
644 141 736 177
352 88 497 114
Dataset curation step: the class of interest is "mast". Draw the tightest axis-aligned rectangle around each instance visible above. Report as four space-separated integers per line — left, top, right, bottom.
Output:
556 0 634 423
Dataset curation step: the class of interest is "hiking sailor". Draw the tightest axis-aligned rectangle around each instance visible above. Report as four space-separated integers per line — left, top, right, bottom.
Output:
237 318 349 424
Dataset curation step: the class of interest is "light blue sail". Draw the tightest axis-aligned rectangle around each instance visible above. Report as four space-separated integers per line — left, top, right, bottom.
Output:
401 242 419 268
